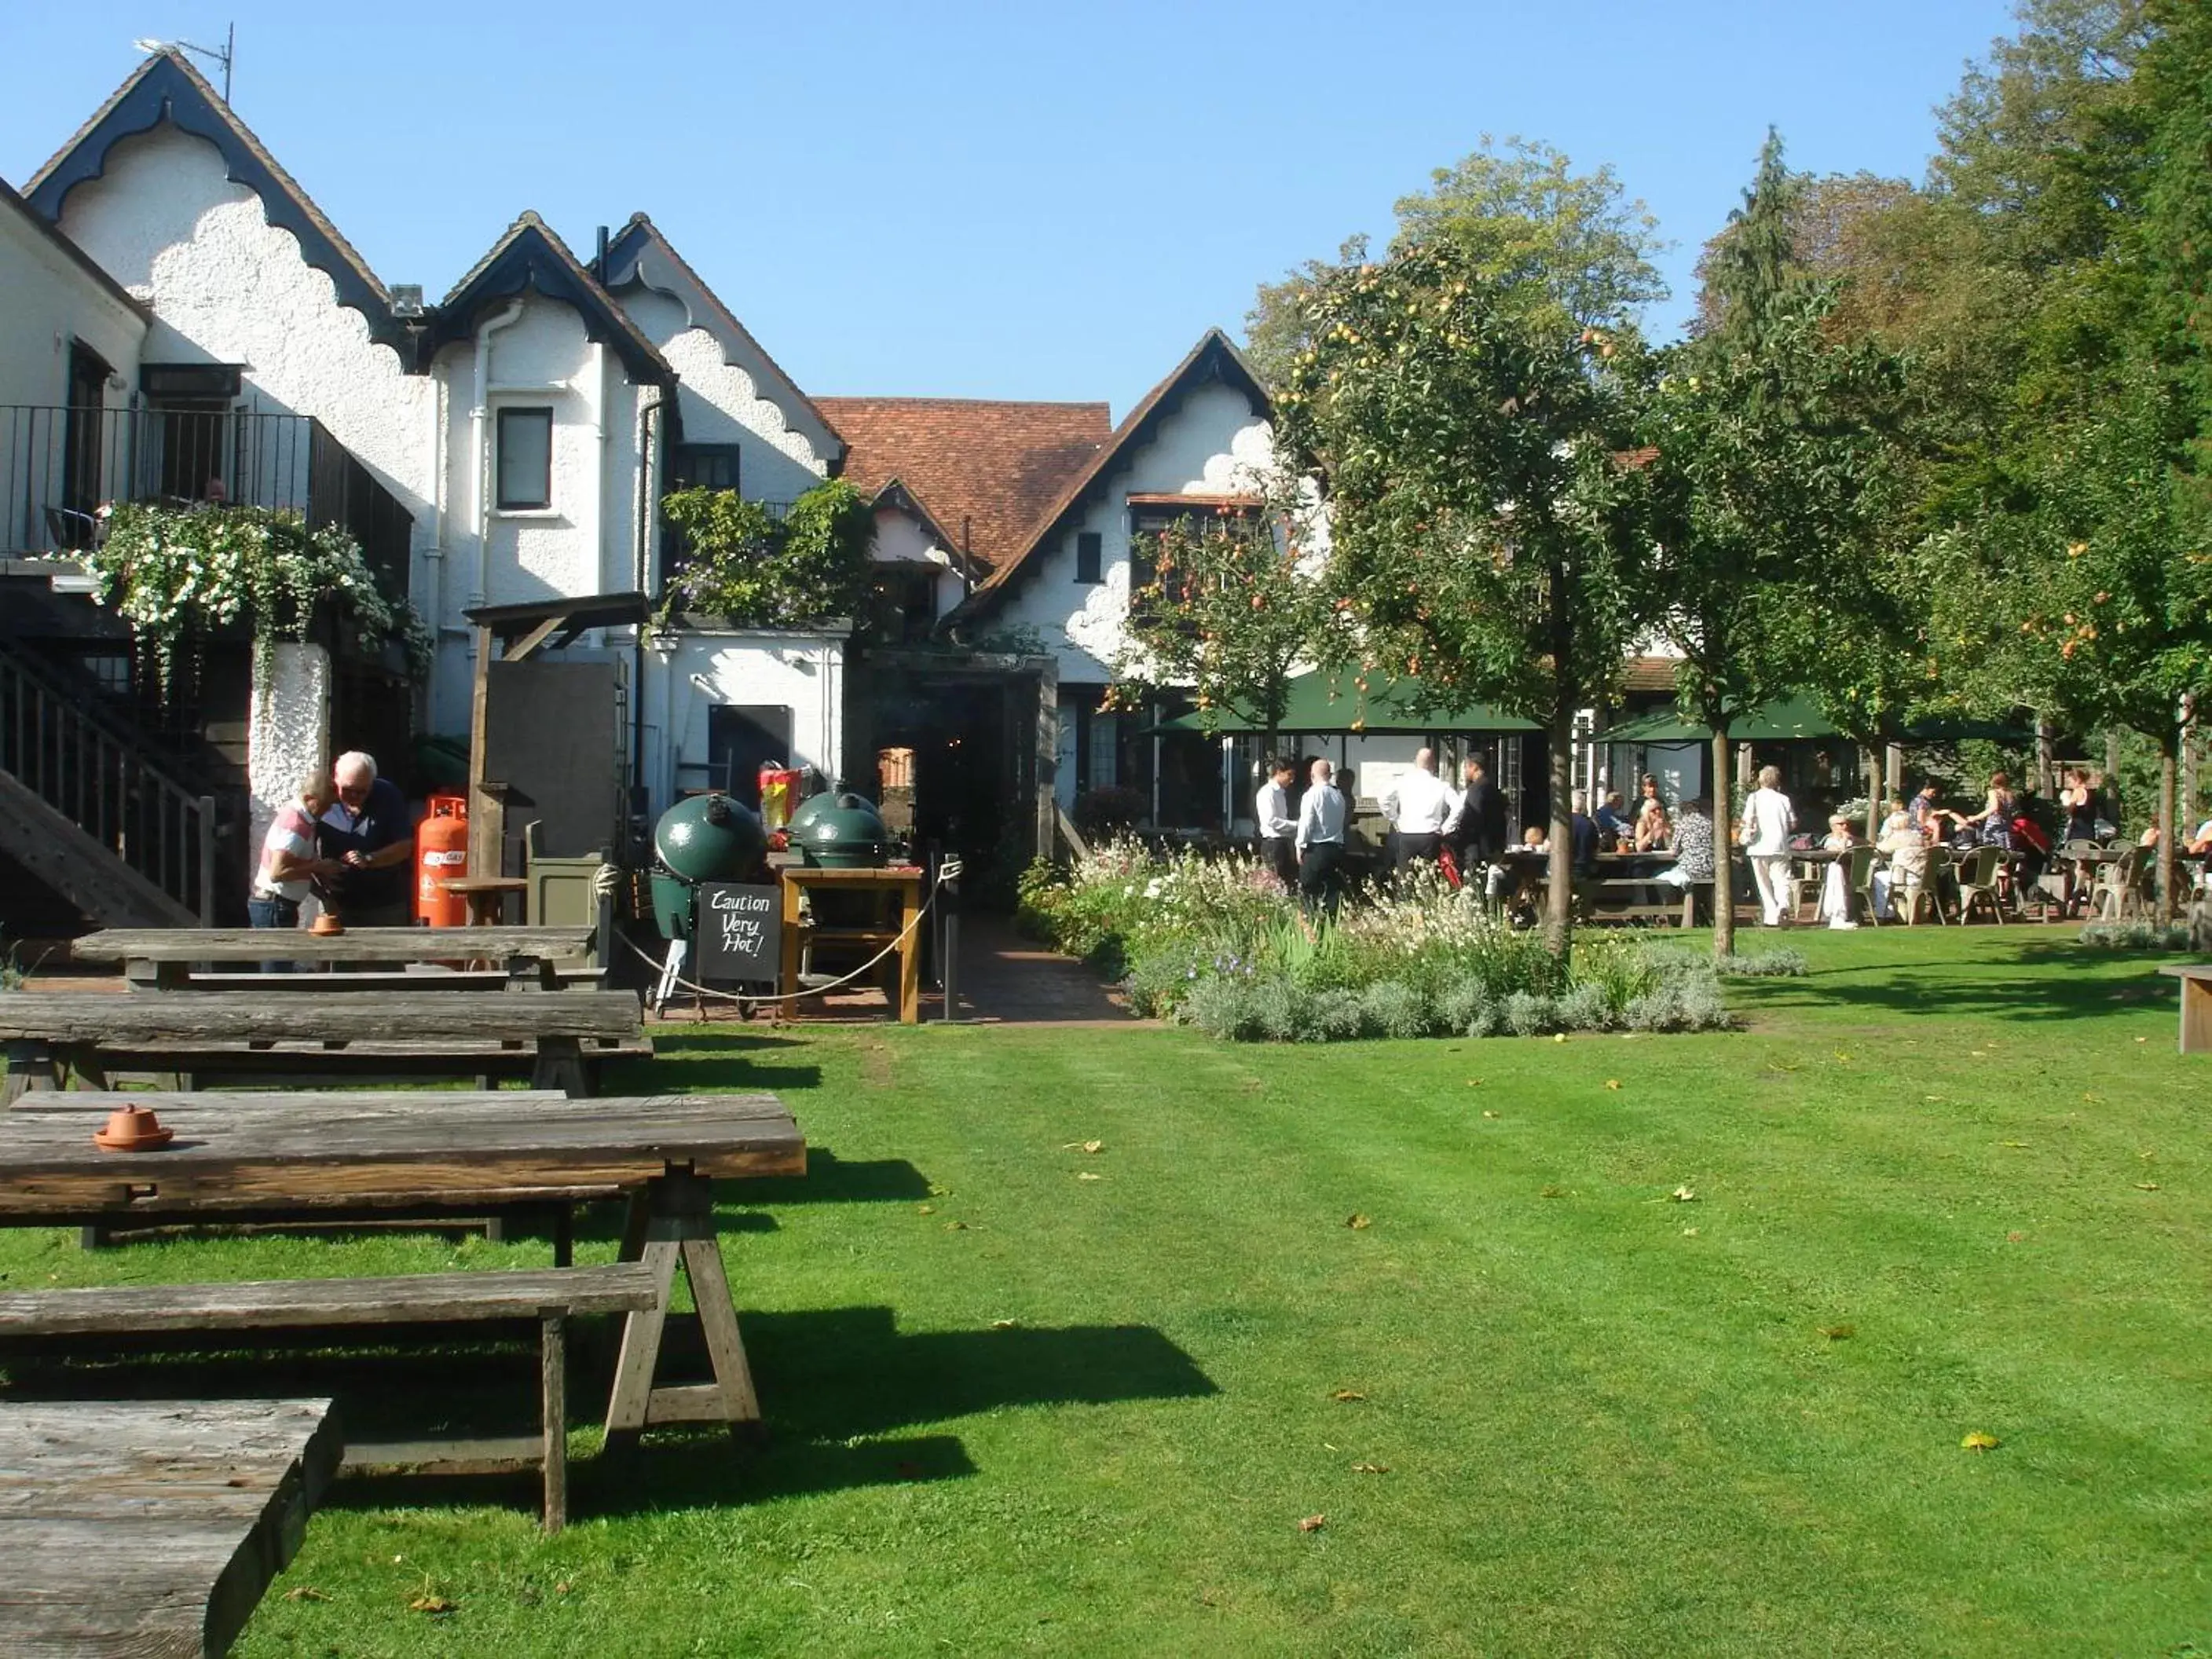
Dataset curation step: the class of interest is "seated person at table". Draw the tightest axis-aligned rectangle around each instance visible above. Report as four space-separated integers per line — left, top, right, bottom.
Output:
2188 817 2212 857
1634 797 1672 851
2060 768 2101 845
1656 798 1716 914
1819 813 1859 929
1594 790 1628 848
1875 800 1932 919
1569 791 1602 876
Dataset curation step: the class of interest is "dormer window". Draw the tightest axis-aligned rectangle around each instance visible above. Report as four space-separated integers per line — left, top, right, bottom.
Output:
496 408 553 510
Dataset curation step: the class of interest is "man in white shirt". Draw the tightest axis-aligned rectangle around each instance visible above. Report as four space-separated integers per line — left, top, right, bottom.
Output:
1254 755 1298 888
1382 748 1453 870
1295 757 1348 917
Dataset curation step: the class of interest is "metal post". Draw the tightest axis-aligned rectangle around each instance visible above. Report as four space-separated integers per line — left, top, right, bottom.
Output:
937 855 962 1024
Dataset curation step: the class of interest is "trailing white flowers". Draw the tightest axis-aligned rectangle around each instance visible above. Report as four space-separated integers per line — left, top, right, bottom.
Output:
72 504 433 690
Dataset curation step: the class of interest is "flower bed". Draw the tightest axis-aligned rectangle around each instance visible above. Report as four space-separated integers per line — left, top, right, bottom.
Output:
1019 842 1736 1042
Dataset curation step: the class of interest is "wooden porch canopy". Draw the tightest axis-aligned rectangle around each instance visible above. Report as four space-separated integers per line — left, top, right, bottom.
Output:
461 594 648 878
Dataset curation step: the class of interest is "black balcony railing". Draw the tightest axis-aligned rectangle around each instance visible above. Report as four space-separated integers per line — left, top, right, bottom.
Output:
0 403 412 598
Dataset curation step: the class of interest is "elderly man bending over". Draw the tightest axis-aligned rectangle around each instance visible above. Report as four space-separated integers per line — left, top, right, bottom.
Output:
321 750 416 928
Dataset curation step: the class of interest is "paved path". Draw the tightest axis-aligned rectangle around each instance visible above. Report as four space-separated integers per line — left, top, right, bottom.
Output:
947 914 1133 1025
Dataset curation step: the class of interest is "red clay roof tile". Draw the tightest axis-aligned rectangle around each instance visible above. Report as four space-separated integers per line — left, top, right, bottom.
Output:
813 397 1110 574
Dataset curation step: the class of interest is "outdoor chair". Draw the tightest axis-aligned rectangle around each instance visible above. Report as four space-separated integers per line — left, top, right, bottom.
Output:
1848 844 1880 925
1900 846 1952 926
1955 844 2005 924
2095 847 2152 920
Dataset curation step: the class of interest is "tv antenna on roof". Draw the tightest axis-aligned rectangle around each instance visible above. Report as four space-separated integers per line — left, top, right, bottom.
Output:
133 23 234 104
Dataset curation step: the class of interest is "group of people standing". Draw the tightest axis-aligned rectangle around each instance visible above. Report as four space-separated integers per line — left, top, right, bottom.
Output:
1254 747 1515 917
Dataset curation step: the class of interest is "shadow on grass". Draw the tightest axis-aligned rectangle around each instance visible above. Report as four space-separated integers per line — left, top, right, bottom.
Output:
2 1309 1214 1518
603 1029 824 1093
1734 935 2183 1024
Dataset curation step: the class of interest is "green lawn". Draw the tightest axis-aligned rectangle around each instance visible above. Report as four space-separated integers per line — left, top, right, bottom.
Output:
9 927 2209 1656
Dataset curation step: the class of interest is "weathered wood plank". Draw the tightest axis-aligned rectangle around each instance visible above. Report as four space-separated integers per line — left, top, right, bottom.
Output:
74 927 594 965
0 1093 803 1213
18 1091 566 1112
0 1264 663 1337
0 1398 339 1658
175 969 605 993
0 991 643 1045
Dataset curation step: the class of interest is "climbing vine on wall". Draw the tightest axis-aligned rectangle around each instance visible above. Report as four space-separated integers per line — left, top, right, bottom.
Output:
659 477 875 628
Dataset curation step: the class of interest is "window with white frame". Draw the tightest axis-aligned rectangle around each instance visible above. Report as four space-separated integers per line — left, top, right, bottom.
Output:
496 408 553 510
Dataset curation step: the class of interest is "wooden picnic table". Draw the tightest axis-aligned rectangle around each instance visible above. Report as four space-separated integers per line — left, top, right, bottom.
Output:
0 1397 339 1657
0 987 646 1101
72 925 595 990
0 1092 805 1447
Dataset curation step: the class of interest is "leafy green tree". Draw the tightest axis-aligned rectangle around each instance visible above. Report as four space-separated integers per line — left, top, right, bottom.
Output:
1276 230 1654 954
1106 478 1337 760
660 477 875 629
1246 137 1664 387
1635 134 1911 951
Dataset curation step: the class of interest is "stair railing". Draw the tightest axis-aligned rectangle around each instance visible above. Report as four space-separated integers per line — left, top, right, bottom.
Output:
0 639 220 922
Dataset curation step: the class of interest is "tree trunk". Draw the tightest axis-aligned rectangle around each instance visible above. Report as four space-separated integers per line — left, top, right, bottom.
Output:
1862 745 1882 840
1545 697 1576 958
2158 727 2179 926
1710 724 1734 958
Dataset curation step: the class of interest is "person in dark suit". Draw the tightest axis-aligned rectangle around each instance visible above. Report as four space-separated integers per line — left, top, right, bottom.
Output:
1446 753 1508 868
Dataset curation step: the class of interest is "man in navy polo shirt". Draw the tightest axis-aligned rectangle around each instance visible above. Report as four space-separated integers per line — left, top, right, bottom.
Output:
322 750 415 927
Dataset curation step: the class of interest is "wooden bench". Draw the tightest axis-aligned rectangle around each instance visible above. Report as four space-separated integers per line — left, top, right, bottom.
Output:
173 966 606 993
0 988 649 1103
2159 964 2212 1053
0 1264 662 1532
0 1397 339 1658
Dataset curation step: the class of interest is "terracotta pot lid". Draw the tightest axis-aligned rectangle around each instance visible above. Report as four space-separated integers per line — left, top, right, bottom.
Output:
309 914 345 936
93 1104 174 1152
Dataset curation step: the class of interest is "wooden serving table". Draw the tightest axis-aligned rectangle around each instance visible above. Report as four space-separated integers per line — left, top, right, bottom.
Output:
73 925 595 990
778 865 925 1024
0 1397 339 1657
441 874 531 926
0 1093 806 1447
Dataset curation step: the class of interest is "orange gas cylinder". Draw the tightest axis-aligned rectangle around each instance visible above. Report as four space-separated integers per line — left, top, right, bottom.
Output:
416 793 470 926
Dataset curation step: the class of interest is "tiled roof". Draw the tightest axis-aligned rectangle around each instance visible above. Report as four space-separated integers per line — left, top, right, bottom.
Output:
812 397 1110 574
1622 654 1683 694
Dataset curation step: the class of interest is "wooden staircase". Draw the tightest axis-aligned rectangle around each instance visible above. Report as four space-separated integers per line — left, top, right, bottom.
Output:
0 635 215 928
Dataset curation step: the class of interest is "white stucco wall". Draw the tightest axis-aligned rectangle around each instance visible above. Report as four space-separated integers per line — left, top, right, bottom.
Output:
244 640 331 890
55 126 433 526
993 381 1274 681
642 628 848 819
0 204 146 550
622 296 826 505
0 207 145 408
424 293 650 736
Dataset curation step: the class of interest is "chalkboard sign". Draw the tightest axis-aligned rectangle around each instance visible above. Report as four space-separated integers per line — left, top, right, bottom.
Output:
695 882 780 980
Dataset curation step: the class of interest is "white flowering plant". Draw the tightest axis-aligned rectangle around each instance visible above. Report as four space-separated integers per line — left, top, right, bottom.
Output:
73 503 434 691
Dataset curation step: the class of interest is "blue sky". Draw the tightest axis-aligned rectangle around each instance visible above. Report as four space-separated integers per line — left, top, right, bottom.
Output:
3 2 2020 417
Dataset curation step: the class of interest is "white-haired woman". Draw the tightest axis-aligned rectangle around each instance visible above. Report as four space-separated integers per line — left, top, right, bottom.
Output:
250 771 339 970
1740 764 1797 927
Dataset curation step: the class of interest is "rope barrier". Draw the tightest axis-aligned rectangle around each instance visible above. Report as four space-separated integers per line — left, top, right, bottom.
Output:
623 866 947 1010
